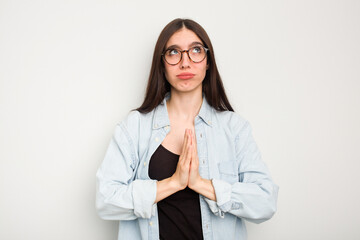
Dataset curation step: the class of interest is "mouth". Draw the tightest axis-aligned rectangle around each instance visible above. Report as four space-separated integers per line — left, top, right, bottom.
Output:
176 72 195 80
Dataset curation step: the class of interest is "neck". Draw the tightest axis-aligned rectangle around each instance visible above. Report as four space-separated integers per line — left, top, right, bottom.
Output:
167 89 203 121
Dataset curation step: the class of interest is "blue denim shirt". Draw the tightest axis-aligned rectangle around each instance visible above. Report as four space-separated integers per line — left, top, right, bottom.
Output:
96 95 279 240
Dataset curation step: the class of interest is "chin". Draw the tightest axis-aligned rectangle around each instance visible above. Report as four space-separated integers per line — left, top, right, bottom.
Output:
174 84 202 94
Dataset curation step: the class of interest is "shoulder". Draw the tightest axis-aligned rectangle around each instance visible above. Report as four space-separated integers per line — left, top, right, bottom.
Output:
119 110 145 127
116 109 155 137
212 110 250 135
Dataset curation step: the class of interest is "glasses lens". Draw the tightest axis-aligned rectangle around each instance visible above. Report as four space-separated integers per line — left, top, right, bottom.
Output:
164 49 181 65
189 46 206 63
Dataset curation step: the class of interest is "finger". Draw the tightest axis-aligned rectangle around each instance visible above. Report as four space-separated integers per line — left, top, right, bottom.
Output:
188 129 193 145
191 141 198 166
188 129 193 146
190 130 197 156
184 133 192 164
184 143 192 167
180 130 191 165
180 129 189 157
192 136 196 158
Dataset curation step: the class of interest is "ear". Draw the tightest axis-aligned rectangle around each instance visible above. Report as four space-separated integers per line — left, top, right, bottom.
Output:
206 64 209 70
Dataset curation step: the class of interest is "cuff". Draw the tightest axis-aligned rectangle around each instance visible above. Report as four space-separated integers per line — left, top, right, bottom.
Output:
205 179 241 216
132 179 157 219
212 178 232 210
204 198 225 218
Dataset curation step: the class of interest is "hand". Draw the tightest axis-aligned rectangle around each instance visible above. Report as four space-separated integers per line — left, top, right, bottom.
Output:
170 129 193 191
165 129 216 202
188 130 202 190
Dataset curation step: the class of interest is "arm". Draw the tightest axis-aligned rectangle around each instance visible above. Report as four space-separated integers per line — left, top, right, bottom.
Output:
96 121 196 220
204 121 279 223
96 121 157 220
189 178 216 201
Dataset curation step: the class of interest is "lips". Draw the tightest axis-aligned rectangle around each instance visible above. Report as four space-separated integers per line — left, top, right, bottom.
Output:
176 72 195 80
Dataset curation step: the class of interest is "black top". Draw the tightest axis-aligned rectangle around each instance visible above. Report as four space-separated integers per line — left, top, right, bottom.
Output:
148 144 204 240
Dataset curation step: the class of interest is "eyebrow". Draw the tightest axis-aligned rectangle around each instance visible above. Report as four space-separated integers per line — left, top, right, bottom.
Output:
166 41 204 50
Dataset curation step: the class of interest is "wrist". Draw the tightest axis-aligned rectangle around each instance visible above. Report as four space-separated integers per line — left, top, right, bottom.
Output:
188 176 203 191
189 178 217 201
169 175 186 191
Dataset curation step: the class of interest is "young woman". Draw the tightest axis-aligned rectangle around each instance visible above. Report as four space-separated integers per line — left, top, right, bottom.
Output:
96 18 278 240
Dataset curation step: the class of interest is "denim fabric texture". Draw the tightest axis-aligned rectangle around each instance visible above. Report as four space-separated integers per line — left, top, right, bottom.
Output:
96 94 279 240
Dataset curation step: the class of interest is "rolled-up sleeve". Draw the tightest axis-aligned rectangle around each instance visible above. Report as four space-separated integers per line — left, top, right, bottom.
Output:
205 120 279 223
96 120 157 220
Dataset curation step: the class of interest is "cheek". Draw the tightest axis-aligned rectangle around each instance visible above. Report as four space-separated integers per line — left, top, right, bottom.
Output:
199 64 208 77
164 65 179 82
164 65 171 81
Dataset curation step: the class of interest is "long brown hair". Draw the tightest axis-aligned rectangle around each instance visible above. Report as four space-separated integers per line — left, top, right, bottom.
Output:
136 18 234 113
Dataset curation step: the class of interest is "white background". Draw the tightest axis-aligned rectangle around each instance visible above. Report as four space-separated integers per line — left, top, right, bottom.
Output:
1 0 360 239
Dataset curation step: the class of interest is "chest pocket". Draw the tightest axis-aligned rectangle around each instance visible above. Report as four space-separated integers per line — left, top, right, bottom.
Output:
218 161 239 184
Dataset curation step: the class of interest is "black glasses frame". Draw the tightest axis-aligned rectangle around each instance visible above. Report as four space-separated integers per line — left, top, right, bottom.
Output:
162 46 209 66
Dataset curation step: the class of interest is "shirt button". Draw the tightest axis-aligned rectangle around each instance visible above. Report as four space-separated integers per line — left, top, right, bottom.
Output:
144 162 147 167
149 221 153 226
155 124 158 128
200 133 203 138
165 126 169 130
155 137 159 142
202 160 205 164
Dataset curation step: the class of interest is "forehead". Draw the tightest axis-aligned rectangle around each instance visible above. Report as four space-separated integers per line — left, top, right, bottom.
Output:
166 28 203 49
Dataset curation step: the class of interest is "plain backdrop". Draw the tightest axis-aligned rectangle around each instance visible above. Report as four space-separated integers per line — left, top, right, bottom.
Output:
1 0 360 239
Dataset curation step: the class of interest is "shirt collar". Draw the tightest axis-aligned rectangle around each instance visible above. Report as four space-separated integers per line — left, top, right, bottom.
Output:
153 93 213 130
152 94 170 129
198 97 213 127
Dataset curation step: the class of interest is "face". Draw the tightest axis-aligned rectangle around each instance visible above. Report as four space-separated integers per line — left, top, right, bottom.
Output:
163 28 208 94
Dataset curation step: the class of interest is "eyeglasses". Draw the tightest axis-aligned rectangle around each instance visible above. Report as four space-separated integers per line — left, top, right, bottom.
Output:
162 45 209 65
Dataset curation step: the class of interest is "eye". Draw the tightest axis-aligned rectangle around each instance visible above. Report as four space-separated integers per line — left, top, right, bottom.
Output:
168 49 179 56
191 46 202 54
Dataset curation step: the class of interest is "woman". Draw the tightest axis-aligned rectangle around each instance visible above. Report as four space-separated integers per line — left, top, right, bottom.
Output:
96 18 278 240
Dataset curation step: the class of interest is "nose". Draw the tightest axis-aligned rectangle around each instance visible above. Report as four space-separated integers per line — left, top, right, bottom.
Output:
179 51 191 69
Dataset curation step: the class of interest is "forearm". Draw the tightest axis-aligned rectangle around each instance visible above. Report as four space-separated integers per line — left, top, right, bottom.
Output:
190 178 216 201
155 177 182 203
209 178 278 222
96 177 157 220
